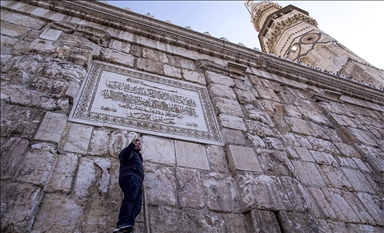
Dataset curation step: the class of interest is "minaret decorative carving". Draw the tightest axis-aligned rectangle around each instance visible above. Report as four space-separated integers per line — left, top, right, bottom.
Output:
246 0 384 89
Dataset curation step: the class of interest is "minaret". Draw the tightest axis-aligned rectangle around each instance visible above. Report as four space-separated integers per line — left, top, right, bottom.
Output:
246 0 384 89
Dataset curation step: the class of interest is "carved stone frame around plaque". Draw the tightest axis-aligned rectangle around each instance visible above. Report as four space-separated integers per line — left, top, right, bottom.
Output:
69 61 223 146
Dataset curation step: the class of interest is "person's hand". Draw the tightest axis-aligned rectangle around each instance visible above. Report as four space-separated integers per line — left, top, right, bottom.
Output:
132 136 141 149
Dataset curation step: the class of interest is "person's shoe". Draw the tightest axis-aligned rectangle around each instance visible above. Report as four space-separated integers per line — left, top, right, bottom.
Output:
113 225 133 233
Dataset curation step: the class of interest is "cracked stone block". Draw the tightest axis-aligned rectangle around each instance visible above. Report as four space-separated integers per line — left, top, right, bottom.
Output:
15 142 57 186
0 182 43 233
45 153 79 193
1 137 29 179
34 111 67 144
63 123 93 154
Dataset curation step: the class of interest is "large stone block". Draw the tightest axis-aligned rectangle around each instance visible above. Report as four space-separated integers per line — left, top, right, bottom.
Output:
208 83 236 100
205 70 234 87
34 111 67 144
88 128 110 156
45 153 79 193
182 69 206 85
308 187 338 219
205 145 229 173
294 146 315 162
175 140 209 170
236 174 307 212
144 163 177 206
63 123 93 154
1 137 29 180
321 165 353 190
176 168 204 208
342 168 376 193
74 157 111 198
357 192 384 225
163 64 182 79
291 161 325 186
219 114 246 131
322 188 360 223
0 21 30 37
221 128 246 146
0 182 43 233
203 173 240 212
212 97 244 117
255 85 280 102
234 88 258 104
142 135 175 166
278 212 320 233
31 194 84 233
227 145 262 173
15 142 56 186
101 48 135 67
245 209 281 233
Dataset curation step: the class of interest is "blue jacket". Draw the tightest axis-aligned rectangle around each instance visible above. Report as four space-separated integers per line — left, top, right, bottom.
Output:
118 142 144 183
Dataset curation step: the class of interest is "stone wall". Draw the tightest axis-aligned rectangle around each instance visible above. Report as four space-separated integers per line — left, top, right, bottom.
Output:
1 1 383 233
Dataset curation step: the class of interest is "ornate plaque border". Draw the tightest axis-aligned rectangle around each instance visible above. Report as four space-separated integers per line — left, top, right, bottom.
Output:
69 61 223 146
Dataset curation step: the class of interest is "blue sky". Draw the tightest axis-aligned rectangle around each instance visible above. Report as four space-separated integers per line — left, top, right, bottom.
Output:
106 1 383 70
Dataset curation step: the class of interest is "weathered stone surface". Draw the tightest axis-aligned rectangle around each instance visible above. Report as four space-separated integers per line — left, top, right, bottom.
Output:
212 97 244 117
237 174 309 212
342 168 376 193
108 130 130 157
227 145 262 173
74 157 111 198
0 21 30 37
163 64 182 79
34 111 67 144
246 119 276 137
15 142 56 186
208 83 237 100
0 103 44 138
310 150 338 166
45 153 79 193
285 117 312 136
278 211 320 233
246 133 266 149
205 70 234 87
245 105 275 129
144 163 177 206
203 172 240 212
246 209 281 233
321 165 353 190
205 145 229 173
357 192 384 225
0 182 43 233
175 140 209 170
101 48 135 66
219 114 246 131
291 161 325 186
63 123 93 154
255 85 280 102
109 39 131 53
176 168 204 208
221 128 246 146
322 188 360 223
142 136 175 166
182 69 206 85
88 128 110 156
31 194 84 233
308 187 338 219
1 137 29 180
234 88 259 104
294 146 315 162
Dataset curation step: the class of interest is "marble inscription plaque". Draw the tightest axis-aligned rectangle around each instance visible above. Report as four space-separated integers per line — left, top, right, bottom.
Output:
69 61 223 145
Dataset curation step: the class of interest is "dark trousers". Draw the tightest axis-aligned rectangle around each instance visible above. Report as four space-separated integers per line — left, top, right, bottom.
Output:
117 174 142 227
